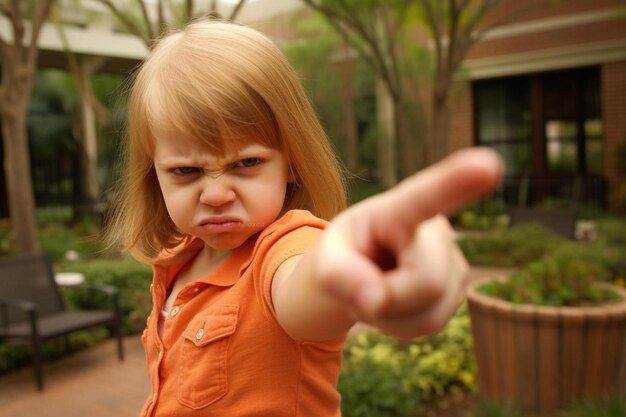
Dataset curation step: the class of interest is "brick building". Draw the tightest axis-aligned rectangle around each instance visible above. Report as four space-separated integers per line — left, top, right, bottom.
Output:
449 0 626 209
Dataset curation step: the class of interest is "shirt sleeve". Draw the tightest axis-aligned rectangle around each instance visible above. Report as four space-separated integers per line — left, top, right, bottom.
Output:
250 210 327 326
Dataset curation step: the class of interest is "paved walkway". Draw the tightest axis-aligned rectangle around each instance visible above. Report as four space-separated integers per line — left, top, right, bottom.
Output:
0 266 513 417
0 336 150 417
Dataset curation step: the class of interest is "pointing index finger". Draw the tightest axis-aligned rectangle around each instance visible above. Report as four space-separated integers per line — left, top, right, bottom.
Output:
388 147 503 228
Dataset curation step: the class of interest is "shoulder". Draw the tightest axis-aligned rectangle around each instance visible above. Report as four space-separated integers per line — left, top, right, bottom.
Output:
250 210 327 272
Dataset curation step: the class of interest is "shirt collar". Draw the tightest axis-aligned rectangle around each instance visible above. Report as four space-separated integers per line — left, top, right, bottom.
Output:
153 235 257 289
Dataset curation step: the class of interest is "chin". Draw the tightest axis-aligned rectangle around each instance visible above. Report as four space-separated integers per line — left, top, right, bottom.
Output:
204 234 248 251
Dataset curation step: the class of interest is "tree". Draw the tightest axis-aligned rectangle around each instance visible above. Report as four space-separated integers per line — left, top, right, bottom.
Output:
0 0 55 254
413 0 556 163
302 0 420 187
415 0 500 163
51 6 112 220
305 0 560 175
96 0 247 48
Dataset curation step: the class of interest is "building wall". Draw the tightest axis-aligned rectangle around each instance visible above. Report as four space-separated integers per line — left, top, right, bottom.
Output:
602 61 626 208
448 0 626 209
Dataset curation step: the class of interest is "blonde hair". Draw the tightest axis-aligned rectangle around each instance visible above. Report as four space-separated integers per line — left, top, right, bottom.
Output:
105 19 347 262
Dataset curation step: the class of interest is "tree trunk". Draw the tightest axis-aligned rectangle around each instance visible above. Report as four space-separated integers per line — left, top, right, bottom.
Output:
2 107 40 254
428 72 453 164
0 0 54 255
74 56 104 220
338 56 359 173
394 97 419 178
429 95 452 163
376 77 398 187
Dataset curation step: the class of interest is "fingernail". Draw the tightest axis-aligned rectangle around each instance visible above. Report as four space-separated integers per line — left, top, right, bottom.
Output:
356 285 385 317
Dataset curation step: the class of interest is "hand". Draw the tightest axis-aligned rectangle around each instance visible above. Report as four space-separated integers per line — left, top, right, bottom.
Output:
315 148 503 338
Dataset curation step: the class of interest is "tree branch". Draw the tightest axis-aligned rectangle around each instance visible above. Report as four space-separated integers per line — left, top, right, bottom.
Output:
186 0 193 21
327 0 396 90
157 0 166 34
51 6 110 122
136 0 156 40
27 0 55 72
302 0 382 79
380 1 402 96
446 0 460 74
0 3 12 19
419 0 443 73
229 0 247 21
98 0 151 48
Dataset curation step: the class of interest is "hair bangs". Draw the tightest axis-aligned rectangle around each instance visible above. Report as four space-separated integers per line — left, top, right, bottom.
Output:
144 45 281 156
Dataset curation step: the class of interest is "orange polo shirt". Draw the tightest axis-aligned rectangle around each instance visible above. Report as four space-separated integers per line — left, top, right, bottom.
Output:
140 210 346 417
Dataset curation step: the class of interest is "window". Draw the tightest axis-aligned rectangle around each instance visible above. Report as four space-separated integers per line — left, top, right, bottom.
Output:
474 76 532 175
474 67 602 176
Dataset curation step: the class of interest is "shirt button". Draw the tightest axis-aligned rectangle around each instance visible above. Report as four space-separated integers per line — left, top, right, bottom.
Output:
170 306 180 316
195 328 204 340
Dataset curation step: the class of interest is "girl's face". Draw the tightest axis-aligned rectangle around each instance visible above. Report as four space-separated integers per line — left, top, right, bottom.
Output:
153 123 291 252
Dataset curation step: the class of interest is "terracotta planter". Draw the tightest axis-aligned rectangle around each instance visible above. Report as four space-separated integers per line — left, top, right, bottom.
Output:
467 278 626 415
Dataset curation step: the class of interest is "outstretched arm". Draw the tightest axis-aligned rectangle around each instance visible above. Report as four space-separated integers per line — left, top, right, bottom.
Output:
272 147 503 341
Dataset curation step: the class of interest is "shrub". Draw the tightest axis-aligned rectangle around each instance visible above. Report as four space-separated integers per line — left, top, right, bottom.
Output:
58 257 153 334
595 217 626 246
0 330 107 375
565 396 626 417
478 245 620 306
458 223 565 267
455 200 507 231
338 306 475 417
0 224 13 256
473 398 523 417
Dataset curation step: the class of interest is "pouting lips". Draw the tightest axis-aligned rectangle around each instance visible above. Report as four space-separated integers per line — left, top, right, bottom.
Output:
199 217 243 233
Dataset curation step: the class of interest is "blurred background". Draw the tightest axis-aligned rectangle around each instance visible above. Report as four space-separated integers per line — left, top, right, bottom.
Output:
0 1 625 416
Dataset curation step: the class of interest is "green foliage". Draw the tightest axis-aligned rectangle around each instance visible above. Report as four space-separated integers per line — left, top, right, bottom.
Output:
38 225 103 263
478 245 620 306
551 239 626 284
456 198 508 231
0 330 107 375
338 306 476 416
473 399 523 417
565 396 626 417
472 393 625 416
92 73 128 190
0 222 13 256
458 223 565 267
595 216 626 246
347 177 386 204
284 12 346 158
59 256 153 333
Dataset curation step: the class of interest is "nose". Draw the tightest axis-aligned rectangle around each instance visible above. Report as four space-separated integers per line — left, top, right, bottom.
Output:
199 176 236 207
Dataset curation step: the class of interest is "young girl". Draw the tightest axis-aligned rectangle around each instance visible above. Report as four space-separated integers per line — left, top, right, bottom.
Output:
106 19 502 417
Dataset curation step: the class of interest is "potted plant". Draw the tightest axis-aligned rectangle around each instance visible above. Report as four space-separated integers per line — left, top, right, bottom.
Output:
467 244 626 415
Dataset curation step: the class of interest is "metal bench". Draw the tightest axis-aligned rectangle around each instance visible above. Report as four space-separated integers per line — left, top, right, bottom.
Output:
0 254 124 390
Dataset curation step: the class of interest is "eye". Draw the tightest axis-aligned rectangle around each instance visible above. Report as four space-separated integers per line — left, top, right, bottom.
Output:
233 158 263 169
171 167 201 175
